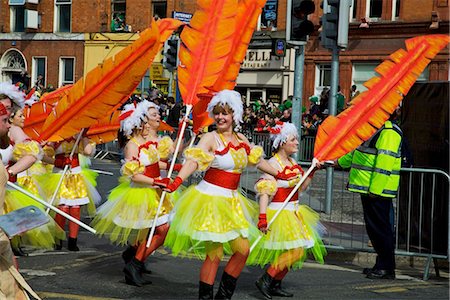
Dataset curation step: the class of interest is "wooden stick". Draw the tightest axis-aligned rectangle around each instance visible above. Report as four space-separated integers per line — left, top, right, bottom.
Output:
146 104 192 248
249 159 317 253
7 182 96 234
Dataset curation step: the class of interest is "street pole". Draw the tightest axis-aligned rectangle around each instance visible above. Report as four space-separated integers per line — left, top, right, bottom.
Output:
325 47 339 214
291 45 304 161
168 71 174 97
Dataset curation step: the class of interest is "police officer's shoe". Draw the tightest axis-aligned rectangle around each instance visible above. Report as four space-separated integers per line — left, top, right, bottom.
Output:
366 269 395 279
362 267 374 275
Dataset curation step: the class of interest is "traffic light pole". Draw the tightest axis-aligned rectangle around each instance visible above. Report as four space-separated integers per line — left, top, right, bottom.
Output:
291 44 305 161
324 47 339 214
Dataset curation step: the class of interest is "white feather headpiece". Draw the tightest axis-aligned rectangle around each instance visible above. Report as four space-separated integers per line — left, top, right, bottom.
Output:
0 82 25 108
140 100 160 115
269 122 299 150
119 102 145 136
207 90 243 125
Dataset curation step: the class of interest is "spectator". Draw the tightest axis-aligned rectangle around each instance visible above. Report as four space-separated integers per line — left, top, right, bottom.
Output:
166 97 182 128
337 85 345 114
350 84 360 101
309 96 320 116
280 109 291 122
319 88 329 114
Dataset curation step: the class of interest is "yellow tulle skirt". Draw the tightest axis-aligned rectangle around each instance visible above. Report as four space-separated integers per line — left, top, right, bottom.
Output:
91 177 175 246
164 184 259 260
247 204 326 270
4 188 66 249
39 168 100 217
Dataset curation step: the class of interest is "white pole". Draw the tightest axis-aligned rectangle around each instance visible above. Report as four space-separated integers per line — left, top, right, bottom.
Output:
249 159 317 253
7 181 96 234
146 104 192 248
45 130 84 214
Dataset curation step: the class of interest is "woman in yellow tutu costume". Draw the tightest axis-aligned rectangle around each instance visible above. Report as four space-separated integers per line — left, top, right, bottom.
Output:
92 100 174 287
160 90 298 299
6 104 65 252
248 122 326 299
41 132 100 251
0 83 64 253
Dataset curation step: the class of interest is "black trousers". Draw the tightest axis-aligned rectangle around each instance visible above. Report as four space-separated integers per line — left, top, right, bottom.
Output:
361 194 396 270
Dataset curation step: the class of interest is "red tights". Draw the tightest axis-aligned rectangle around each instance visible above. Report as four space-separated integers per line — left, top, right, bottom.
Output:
267 248 304 280
135 223 169 262
54 205 81 239
200 238 250 284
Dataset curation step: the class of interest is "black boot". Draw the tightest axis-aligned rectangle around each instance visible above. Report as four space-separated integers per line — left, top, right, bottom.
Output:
255 272 273 299
12 247 28 257
123 258 151 287
54 239 63 250
67 237 79 251
122 246 136 263
198 281 213 299
215 272 237 299
270 280 293 297
121 246 152 274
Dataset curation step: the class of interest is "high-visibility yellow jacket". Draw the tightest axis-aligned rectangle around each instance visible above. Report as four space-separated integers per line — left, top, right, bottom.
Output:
337 121 402 198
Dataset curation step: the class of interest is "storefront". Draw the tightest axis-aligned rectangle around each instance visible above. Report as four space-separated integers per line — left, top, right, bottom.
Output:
235 48 294 107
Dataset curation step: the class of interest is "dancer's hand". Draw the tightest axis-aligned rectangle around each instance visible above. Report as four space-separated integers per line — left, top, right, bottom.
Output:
164 176 183 193
54 156 73 169
153 177 170 188
258 213 268 234
172 163 182 172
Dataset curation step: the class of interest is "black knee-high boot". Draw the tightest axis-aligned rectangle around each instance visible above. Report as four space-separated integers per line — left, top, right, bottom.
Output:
198 281 213 299
215 272 237 299
255 272 274 299
270 280 293 297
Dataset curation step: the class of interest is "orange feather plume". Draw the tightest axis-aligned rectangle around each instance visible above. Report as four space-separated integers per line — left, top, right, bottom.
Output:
40 20 161 142
23 85 72 140
192 93 214 134
211 0 267 91
157 18 184 49
177 0 238 107
314 34 450 161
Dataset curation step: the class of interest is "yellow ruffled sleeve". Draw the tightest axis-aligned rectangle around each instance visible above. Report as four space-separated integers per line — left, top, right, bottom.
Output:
13 140 43 161
157 136 174 160
184 147 214 171
255 179 277 197
248 145 264 165
121 160 145 177
43 145 55 158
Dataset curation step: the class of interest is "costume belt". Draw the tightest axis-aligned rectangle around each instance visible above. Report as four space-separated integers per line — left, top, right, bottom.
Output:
54 154 80 169
272 187 298 202
143 162 160 178
204 168 241 190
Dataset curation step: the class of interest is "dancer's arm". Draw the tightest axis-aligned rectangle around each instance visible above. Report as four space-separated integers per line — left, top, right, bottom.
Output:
124 141 155 186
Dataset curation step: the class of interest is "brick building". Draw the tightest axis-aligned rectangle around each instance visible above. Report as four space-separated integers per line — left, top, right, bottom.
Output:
0 0 447 108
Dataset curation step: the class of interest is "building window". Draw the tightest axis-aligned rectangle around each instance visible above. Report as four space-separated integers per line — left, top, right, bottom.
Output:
352 62 379 93
315 64 331 95
111 0 126 32
351 0 358 21
260 0 278 31
10 4 25 32
392 0 400 20
59 57 75 86
55 0 71 32
153 1 167 19
366 0 382 19
32 57 46 90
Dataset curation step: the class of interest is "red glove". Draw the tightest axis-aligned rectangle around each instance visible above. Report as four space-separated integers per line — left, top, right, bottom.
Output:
275 171 298 181
258 213 268 232
6 168 17 183
153 177 170 188
308 168 316 179
173 164 182 172
165 176 183 193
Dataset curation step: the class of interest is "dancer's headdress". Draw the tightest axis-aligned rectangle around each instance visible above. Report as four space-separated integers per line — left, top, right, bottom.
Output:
0 82 25 108
269 121 298 150
207 89 243 125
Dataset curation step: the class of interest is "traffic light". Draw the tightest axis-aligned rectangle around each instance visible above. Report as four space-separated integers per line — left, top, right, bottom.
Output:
163 37 179 71
320 0 352 50
287 0 316 43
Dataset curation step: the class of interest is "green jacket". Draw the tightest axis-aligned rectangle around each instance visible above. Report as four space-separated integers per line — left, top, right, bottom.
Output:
337 121 402 198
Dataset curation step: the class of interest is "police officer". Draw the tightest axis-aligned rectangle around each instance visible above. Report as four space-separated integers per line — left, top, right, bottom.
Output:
336 109 402 279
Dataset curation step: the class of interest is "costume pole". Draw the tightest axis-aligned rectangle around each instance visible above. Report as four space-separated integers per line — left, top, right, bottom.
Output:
90 169 114 176
45 130 84 214
146 104 192 248
249 159 317 253
7 182 96 234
